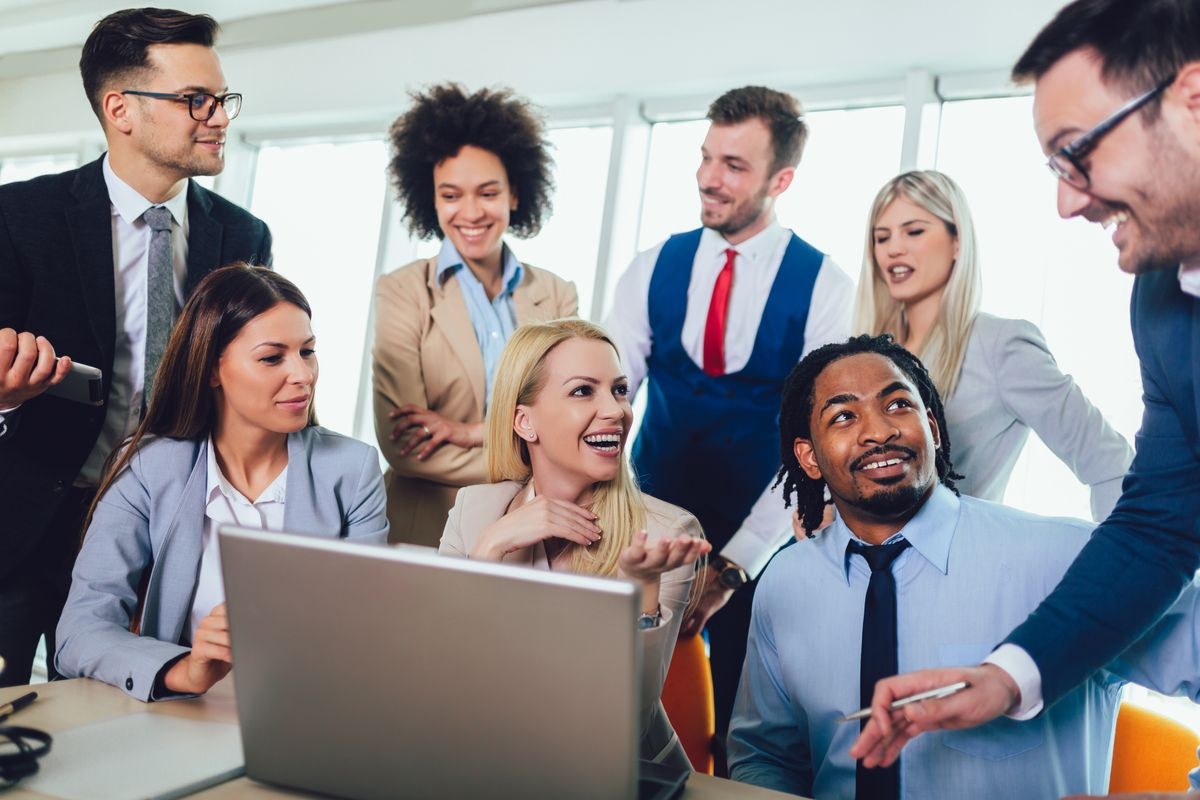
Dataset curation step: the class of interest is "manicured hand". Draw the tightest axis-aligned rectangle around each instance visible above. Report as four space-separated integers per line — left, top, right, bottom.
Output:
471 496 601 560
617 530 711 583
849 664 1020 768
0 328 72 407
164 603 233 695
680 567 734 637
388 403 482 460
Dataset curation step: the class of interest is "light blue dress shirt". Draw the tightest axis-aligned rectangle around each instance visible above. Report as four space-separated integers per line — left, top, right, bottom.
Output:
435 239 523 409
728 485 1200 799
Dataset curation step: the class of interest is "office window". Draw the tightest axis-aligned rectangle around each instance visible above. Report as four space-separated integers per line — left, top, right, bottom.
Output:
249 139 389 440
935 96 1141 521
0 153 79 184
636 106 905 277
516 125 613 319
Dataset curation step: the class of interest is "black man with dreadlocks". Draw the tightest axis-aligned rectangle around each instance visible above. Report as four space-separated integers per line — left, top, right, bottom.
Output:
726 335 1200 800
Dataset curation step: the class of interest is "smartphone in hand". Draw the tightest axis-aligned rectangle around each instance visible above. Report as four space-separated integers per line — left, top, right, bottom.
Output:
45 359 104 406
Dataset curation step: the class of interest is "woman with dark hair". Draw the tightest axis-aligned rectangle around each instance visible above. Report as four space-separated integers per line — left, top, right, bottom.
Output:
373 83 578 546
55 264 388 700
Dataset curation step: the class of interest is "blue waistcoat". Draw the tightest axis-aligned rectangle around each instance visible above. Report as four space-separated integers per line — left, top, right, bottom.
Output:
630 228 823 547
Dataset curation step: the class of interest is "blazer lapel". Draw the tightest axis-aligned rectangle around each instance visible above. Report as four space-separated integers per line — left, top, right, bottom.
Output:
185 181 223 296
1191 293 1200 441
66 160 117 370
428 261 486 415
151 441 209 646
283 431 326 535
512 264 551 324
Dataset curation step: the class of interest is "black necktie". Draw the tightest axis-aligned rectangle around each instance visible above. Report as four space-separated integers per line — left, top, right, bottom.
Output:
847 537 911 800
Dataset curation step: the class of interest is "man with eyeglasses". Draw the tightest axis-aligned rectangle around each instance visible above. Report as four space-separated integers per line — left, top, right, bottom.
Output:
0 8 270 687
850 0 1200 790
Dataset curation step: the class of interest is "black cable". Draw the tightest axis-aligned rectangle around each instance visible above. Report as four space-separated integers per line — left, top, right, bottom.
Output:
0 725 53 788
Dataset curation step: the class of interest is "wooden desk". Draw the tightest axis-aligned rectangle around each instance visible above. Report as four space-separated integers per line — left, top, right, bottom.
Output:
0 681 803 799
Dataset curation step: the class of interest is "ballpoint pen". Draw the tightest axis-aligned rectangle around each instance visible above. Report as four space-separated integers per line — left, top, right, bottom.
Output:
837 681 969 722
0 691 38 723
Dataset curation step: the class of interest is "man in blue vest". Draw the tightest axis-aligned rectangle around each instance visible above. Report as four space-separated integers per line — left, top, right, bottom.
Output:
605 85 854 744
850 0 1200 788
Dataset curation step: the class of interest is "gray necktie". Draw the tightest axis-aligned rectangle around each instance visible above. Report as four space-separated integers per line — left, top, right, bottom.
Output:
142 205 175 409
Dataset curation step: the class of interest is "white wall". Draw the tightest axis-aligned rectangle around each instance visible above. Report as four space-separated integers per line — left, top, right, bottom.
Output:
0 0 1056 147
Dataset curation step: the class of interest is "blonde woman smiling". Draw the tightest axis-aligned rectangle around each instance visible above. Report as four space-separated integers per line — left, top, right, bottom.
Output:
854 170 1132 520
439 319 709 769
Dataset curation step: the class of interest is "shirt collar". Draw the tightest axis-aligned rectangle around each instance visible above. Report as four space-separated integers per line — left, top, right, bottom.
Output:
833 483 960 584
699 218 786 263
1178 257 1200 299
102 153 189 229
435 239 524 294
204 437 288 507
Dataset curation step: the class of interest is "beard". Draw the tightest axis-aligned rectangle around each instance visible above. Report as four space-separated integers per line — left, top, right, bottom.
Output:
1124 125 1200 273
702 184 771 238
855 482 928 518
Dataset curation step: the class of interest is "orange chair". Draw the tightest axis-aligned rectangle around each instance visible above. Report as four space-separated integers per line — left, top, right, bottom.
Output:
661 634 717 774
1109 702 1200 793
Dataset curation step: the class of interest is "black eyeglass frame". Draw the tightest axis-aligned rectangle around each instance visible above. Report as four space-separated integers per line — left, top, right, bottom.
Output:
1048 73 1176 189
121 90 243 122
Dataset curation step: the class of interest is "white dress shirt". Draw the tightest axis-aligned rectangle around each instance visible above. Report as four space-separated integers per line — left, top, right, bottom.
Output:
605 221 854 577
191 438 288 642
987 262 1200 720
0 157 190 449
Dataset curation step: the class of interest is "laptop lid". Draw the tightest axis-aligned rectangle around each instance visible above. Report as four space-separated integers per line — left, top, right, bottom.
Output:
219 526 641 800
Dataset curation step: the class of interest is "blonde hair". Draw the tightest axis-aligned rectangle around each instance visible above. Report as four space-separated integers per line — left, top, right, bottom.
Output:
852 170 982 400
487 319 647 577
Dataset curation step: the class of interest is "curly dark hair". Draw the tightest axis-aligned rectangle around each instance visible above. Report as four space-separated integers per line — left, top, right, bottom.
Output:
773 334 962 536
387 83 554 240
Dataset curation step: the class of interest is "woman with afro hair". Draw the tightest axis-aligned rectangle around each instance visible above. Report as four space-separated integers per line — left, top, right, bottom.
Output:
373 84 578 545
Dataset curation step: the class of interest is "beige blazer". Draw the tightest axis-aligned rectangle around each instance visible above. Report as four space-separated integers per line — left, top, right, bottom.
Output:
372 257 578 546
440 480 698 769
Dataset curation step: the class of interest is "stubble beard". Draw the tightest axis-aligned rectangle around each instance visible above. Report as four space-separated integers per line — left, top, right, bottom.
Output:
1125 125 1200 273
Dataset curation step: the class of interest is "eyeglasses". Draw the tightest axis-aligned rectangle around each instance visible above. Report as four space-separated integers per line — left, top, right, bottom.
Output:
121 90 242 122
1047 73 1175 190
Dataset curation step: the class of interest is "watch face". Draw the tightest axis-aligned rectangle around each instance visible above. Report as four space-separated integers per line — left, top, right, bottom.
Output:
719 567 745 589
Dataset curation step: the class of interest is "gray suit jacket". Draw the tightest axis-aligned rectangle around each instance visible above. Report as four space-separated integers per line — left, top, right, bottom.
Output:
439 481 697 769
945 313 1133 520
55 426 388 701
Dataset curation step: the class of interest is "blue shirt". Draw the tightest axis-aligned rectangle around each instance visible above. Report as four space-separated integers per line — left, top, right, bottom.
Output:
728 485 1200 799
435 239 523 410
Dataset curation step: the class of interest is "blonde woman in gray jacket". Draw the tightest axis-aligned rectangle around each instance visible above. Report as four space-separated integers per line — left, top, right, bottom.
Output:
854 170 1132 521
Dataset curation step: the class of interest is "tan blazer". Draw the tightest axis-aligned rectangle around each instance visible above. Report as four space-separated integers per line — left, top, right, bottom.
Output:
440 480 699 769
372 257 578 546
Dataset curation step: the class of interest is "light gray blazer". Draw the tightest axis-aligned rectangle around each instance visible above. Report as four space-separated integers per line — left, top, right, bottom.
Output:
945 313 1133 521
55 426 388 701
439 481 697 770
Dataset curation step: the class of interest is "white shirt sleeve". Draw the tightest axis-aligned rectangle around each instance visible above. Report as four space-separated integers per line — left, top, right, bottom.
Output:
603 243 663 399
0 403 20 439
720 257 857 579
800 256 856 359
983 643 1044 720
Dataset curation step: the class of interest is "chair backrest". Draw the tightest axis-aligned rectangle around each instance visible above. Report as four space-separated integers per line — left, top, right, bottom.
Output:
1109 702 1200 793
661 634 716 774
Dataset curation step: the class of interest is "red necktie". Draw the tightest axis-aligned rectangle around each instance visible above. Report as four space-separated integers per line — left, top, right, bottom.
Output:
703 248 737 376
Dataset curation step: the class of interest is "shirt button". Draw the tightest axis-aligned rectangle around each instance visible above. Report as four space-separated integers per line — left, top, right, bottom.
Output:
490 331 499 338
126 677 134 691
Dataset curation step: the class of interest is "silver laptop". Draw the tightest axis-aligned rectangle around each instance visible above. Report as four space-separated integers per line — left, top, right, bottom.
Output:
219 526 642 800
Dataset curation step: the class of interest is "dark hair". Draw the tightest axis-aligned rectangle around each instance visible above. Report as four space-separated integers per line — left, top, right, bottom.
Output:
84 264 312 538
1012 0 1200 118
707 86 808 174
387 83 554 240
80 8 219 121
773 334 962 535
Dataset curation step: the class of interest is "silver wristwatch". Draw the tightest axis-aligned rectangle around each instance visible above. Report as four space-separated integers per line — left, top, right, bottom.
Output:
637 605 662 630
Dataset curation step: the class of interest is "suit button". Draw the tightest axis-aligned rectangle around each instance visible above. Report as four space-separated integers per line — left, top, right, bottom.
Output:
53 480 65 493
727 390 735 399
125 677 133 691
693 387 703 396
724 436 733 444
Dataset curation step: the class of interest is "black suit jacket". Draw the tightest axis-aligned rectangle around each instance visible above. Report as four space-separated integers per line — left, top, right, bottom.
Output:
0 156 272 581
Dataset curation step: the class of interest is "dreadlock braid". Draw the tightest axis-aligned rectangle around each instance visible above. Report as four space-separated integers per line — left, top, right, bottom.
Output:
773 334 963 537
